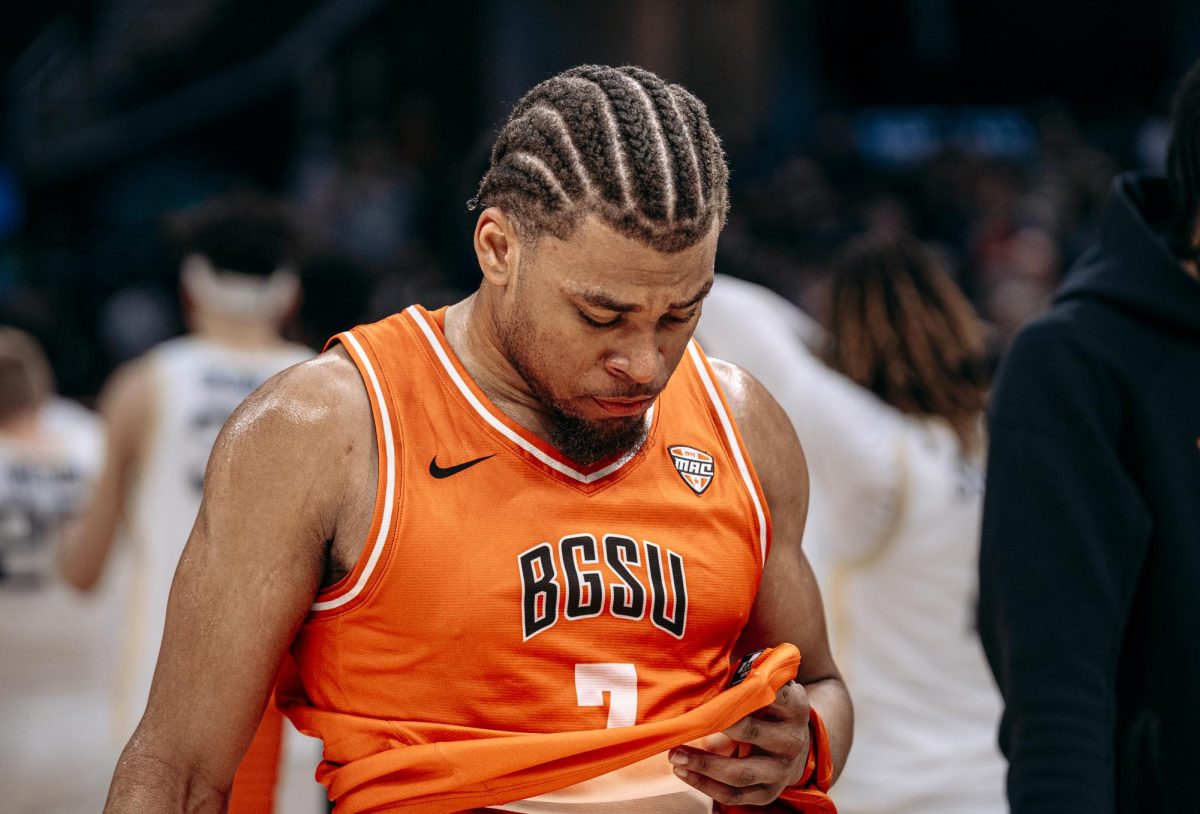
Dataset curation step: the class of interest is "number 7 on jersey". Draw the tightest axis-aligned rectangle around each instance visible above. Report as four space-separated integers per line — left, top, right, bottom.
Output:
575 663 637 728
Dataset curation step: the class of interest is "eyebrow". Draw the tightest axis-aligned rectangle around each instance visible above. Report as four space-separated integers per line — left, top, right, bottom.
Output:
576 276 714 313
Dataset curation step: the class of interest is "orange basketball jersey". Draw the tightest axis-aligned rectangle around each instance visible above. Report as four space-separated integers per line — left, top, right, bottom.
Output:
279 305 780 812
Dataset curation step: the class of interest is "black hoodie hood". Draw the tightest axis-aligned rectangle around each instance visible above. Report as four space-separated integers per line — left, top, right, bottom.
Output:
1055 172 1200 336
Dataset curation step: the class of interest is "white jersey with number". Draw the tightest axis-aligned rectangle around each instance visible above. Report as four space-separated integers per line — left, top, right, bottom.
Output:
0 398 117 813
697 275 1005 814
114 335 323 810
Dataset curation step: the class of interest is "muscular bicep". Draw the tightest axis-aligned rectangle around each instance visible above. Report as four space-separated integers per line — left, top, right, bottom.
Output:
715 362 837 683
714 360 853 778
121 351 371 797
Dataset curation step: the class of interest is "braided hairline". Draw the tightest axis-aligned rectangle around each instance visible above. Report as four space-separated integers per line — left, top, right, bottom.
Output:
524 105 596 201
476 65 728 252
509 152 571 207
661 83 705 219
613 70 677 222
561 75 635 211
620 65 702 218
578 67 670 221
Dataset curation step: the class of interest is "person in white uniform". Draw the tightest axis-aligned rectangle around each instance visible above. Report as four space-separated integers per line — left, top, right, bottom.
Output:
0 327 117 813
59 194 324 813
697 235 1005 814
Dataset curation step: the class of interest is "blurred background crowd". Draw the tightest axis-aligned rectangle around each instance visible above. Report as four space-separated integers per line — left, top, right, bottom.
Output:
2 1 1198 811
1 0 1195 398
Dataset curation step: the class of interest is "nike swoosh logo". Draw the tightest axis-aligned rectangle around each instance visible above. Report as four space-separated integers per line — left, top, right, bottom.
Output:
429 454 495 479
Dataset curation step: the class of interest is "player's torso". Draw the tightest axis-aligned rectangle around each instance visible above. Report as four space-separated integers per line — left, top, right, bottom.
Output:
293 306 769 740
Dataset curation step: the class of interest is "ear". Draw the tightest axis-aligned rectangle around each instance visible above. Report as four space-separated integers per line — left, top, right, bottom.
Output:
474 207 523 288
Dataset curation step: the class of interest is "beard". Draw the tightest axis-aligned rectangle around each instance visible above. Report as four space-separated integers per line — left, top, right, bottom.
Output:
496 299 651 468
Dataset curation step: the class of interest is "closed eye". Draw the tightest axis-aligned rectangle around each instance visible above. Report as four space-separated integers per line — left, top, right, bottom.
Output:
662 309 699 326
578 310 623 328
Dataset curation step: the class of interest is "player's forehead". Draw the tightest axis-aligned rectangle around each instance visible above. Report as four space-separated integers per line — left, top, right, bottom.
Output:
533 215 718 309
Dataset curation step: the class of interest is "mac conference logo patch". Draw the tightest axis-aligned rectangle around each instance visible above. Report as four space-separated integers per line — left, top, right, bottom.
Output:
669 445 714 495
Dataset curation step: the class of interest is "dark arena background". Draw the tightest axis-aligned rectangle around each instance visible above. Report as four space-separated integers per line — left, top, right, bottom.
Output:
2 3 1197 811
1 0 1192 395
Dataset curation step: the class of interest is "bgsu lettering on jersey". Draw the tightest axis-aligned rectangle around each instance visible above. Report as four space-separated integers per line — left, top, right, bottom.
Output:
518 533 688 641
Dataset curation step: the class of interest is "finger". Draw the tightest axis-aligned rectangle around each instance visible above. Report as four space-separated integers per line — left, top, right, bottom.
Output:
759 680 809 721
671 763 778 807
669 748 792 790
722 713 811 758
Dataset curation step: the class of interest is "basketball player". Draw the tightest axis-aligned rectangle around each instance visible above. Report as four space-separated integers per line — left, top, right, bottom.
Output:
0 327 114 812
59 195 323 813
102 66 852 813
698 237 1004 814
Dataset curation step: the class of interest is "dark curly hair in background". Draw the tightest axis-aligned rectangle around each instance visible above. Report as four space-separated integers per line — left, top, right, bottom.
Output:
474 64 729 253
825 234 990 451
165 192 300 276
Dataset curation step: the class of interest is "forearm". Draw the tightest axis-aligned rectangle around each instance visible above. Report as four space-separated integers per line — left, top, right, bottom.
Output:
105 746 228 814
801 675 852 784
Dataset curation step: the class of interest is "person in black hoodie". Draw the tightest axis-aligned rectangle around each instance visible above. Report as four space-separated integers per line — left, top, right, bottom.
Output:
979 60 1200 814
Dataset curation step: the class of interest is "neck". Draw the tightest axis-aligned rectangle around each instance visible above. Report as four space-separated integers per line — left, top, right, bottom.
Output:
442 294 557 444
189 309 287 350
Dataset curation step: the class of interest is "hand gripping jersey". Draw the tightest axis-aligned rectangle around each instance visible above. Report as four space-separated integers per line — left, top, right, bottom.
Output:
279 305 800 813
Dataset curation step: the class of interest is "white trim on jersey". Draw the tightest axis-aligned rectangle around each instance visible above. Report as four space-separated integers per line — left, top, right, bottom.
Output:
685 343 768 567
406 305 653 485
311 331 397 612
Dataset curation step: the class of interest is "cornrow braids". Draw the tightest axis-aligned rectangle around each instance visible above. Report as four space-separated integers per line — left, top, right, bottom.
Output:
474 65 729 253
825 235 989 451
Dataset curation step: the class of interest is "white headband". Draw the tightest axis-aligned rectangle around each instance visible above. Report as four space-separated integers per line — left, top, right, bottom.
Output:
181 253 299 321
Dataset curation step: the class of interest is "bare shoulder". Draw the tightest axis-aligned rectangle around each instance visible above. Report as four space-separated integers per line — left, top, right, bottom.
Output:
198 345 377 586
204 345 373 517
708 359 807 511
219 345 369 447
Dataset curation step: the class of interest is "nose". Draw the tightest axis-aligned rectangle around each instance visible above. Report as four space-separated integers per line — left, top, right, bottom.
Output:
605 332 663 385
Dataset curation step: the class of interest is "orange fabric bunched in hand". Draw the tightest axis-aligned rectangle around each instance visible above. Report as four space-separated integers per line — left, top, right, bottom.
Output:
282 645 802 813
717 706 836 814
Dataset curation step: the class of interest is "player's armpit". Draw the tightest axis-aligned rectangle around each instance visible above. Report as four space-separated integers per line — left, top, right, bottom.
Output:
705 361 853 789
104 347 376 813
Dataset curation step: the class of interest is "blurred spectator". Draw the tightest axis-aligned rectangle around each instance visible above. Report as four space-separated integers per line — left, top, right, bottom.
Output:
978 225 1060 343
57 193 324 813
979 59 1200 814
0 326 116 813
698 234 1002 814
